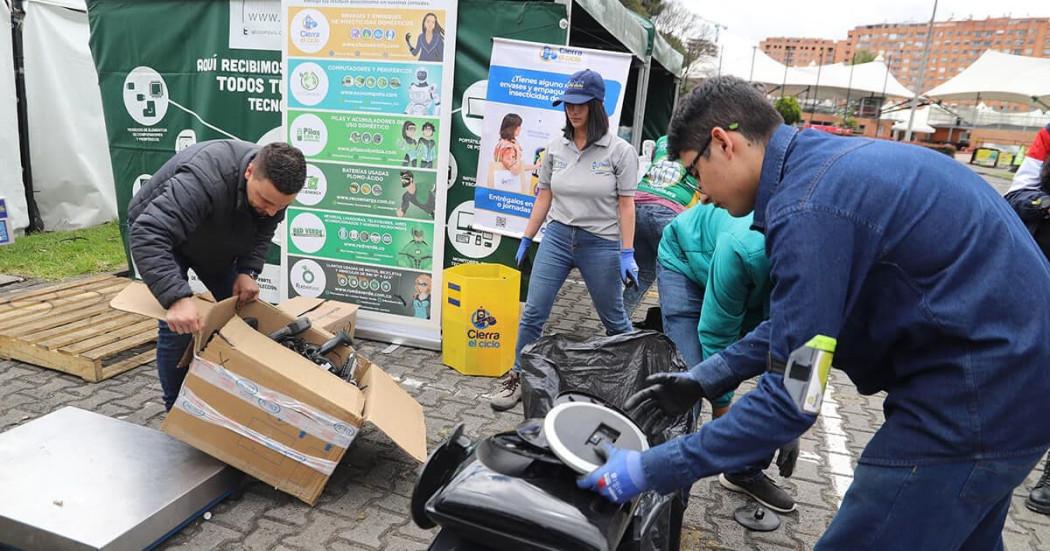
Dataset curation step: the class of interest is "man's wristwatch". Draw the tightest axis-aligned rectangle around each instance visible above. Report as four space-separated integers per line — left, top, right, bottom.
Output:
241 269 260 280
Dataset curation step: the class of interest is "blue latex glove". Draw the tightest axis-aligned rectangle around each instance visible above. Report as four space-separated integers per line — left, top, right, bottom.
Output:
576 443 649 504
515 236 533 268
620 248 639 286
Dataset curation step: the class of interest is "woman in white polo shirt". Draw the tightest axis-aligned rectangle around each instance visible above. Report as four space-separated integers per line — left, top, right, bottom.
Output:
491 69 639 411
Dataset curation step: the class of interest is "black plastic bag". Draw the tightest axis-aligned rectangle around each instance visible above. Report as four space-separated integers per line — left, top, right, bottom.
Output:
521 330 688 425
519 330 695 551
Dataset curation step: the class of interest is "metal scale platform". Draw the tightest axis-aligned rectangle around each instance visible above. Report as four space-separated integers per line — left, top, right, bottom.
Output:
0 407 240 551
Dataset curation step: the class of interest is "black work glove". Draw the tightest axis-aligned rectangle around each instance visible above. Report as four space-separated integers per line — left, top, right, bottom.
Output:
775 438 800 478
624 372 705 436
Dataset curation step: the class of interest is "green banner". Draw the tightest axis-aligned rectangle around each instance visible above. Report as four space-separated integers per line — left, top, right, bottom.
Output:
287 256 430 318
86 0 285 301
295 163 436 219
283 0 456 347
288 111 442 166
443 0 566 300
285 207 435 270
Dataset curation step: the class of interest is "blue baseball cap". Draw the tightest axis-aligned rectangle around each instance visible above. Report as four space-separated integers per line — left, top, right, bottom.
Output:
553 69 605 106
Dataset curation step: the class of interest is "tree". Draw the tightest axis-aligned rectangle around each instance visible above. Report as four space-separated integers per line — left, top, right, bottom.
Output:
650 1 719 69
774 96 802 125
850 49 877 65
620 0 667 18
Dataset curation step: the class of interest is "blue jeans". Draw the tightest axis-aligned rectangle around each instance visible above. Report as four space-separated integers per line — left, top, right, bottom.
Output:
622 203 678 316
658 268 762 477
513 222 632 372
657 269 736 410
156 256 236 411
817 451 1046 550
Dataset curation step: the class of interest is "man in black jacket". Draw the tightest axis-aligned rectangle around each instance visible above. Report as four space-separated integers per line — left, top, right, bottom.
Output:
128 140 306 410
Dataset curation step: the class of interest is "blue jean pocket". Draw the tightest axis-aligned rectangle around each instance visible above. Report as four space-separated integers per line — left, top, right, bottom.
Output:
959 453 1042 505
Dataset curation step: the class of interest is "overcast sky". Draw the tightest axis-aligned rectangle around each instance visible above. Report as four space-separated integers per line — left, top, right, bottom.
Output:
688 0 1050 44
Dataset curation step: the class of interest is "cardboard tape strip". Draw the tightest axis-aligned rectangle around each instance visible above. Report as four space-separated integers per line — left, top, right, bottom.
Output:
190 356 357 448
174 386 340 475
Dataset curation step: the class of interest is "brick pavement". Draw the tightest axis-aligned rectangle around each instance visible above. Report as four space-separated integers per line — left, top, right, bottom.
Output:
1 273 1048 550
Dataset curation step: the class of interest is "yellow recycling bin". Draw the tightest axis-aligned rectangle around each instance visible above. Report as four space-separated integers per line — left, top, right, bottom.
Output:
442 263 520 377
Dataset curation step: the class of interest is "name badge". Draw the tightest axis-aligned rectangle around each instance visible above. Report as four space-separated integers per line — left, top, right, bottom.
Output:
591 159 613 176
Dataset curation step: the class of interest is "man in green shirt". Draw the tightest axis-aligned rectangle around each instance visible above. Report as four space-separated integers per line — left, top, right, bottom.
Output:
622 135 702 316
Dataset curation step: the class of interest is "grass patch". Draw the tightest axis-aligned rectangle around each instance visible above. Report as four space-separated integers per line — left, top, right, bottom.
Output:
0 221 128 280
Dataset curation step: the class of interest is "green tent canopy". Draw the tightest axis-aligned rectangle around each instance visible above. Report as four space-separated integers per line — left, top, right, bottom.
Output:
568 0 683 143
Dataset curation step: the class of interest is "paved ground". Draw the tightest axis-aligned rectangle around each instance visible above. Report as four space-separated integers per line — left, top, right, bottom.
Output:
1 163 1047 550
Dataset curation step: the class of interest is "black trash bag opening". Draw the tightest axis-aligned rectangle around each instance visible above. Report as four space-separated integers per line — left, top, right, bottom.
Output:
518 330 697 551
520 330 695 443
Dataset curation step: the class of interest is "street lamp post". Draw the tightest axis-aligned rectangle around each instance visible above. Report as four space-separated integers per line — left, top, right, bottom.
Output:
905 0 938 142
781 47 793 97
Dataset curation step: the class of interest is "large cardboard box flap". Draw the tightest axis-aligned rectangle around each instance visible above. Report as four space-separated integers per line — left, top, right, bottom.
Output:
359 359 427 462
109 280 215 320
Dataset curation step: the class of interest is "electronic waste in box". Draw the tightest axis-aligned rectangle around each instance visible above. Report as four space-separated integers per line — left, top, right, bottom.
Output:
111 282 426 505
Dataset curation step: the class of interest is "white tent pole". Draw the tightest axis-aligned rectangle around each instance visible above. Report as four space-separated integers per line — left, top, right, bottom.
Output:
905 0 938 142
969 91 981 145
844 60 856 123
810 51 824 124
749 46 756 83
560 0 572 46
632 57 651 150
876 54 891 138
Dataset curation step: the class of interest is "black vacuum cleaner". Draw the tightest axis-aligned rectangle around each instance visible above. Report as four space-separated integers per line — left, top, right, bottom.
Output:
412 392 660 551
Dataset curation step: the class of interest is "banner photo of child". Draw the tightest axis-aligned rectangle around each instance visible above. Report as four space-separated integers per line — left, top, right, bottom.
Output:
484 113 540 194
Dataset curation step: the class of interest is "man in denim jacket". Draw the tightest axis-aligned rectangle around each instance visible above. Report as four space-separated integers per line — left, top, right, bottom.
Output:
578 76 1050 549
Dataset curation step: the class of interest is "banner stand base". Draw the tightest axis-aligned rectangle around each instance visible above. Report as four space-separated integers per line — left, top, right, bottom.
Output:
355 317 442 351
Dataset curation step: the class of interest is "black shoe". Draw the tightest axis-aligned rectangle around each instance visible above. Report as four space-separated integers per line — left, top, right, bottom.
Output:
632 307 663 332
1026 453 1050 515
720 472 797 513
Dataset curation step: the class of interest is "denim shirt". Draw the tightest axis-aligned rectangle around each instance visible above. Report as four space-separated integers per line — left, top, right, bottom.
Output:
641 124 1050 494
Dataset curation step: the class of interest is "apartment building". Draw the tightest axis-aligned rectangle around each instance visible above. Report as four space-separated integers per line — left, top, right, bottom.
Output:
760 17 1050 109
837 17 1050 94
760 36 841 66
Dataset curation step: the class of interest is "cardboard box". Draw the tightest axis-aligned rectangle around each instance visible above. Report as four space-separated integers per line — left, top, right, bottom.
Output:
277 296 359 338
110 283 426 505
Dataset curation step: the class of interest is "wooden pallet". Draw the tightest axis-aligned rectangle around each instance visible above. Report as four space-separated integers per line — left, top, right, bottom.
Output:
0 275 158 382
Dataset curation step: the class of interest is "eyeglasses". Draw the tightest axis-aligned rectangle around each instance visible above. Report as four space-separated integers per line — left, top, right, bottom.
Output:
684 122 739 183
685 151 703 182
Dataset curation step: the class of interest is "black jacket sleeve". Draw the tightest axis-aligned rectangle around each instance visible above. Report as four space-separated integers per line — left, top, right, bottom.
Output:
237 211 282 275
1005 189 1050 224
130 171 217 309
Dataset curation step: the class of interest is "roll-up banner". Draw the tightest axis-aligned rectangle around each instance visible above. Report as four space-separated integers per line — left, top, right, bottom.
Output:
471 38 631 239
283 0 457 349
